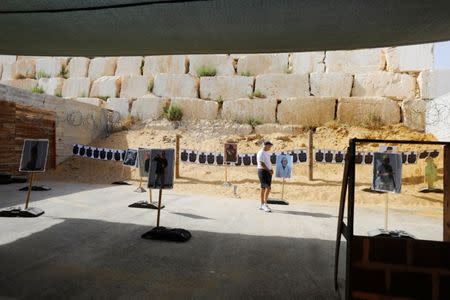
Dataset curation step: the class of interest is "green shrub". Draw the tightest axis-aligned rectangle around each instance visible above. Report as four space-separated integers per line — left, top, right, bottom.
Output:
240 71 253 76
148 81 154 93
58 66 68 78
196 66 217 77
246 117 262 128
164 105 183 121
36 70 50 79
97 95 109 101
31 86 45 94
248 90 266 99
54 91 62 97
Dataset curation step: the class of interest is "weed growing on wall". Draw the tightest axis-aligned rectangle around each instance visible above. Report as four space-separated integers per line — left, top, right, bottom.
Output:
36 70 50 79
196 66 217 77
31 86 45 94
164 105 183 121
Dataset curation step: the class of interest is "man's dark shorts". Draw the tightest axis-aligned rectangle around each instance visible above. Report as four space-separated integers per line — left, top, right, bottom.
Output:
258 169 272 188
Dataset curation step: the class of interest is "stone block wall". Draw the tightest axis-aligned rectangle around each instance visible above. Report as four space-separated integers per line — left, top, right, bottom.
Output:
0 43 447 132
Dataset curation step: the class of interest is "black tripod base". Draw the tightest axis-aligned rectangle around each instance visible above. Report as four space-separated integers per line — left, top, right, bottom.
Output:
19 185 51 191
128 201 165 209
141 226 191 242
267 199 289 205
419 188 444 194
0 207 44 218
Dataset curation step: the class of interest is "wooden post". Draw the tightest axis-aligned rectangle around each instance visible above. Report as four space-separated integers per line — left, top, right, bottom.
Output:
384 193 389 231
138 177 142 188
156 188 162 227
345 139 356 300
281 178 285 201
444 145 450 242
148 188 153 204
308 129 314 181
175 134 181 178
25 173 34 209
225 164 228 183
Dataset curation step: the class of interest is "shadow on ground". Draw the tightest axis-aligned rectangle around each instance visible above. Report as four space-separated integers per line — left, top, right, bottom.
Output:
0 218 345 299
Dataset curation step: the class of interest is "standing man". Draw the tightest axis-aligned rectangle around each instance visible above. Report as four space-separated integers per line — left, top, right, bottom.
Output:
257 141 273 212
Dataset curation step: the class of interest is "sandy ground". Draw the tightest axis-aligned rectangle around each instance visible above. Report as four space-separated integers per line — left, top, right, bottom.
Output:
43 122 444 218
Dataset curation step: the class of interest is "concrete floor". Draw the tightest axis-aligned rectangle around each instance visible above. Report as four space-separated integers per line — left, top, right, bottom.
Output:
0 181 441 299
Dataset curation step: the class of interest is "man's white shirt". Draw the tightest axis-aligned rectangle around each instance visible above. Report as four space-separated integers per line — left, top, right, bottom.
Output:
257 149 272 170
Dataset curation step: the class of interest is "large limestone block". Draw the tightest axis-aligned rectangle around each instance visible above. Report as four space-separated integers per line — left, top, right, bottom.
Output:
88 57 117 80
0 55 16 65
120 75 153 99
188 54 235 76
291 52 325 74
310 72 353 97
67 57 90 78
418 69 450 99
1 79 38 91
143 55 187 76
254 74 309 99
199 76 253 100
352 72 415 100
38 78 64 96
90 76 121 98
75 97 104 107
222 98 277 123
62 77 91 98
8 58 36 79
36 57 67 78
170 97 218 120
237 53 289 75
131 96 166 121
426 93 450 141
337 97 401 126
277 97 336 126
255 123 304 134
325 48 385 73
115 56 143 76
402 99 426 131
385 44 433 72
153 74 199 98
107 98 130 120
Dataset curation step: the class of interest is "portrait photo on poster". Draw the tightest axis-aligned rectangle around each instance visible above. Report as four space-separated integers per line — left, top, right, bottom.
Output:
275 154 293 179
123 149 138 167
19 139 49 173
224 143 238 163
372 152 402 193
147 148 175 189
137 148 152 178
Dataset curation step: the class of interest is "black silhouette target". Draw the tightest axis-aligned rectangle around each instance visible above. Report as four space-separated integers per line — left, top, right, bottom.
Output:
335 152 344 163
298 151 307 163
408 152 417 164
188 152 197 163
216 154 224 165
355 152 363 164
207 153 215 164
79 146 86 156
243 155 251 166
72 144 79 155
325 151 333 163
99 149 106 160
114 151 121 161
251 154 257 165
364 152 373 164
180 150 188 162
315 150 324 163
429 150 439 158
198 152 206 164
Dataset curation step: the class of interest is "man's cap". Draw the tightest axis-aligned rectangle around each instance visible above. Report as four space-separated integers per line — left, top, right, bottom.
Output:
264 140 273 146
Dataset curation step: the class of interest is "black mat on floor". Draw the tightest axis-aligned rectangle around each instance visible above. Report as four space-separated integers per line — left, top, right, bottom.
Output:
0 207 45 218
267 199 289 205
128 201 165 210
19 186 52 191
141 226 191 242
419 188 444 194
111 181 131 185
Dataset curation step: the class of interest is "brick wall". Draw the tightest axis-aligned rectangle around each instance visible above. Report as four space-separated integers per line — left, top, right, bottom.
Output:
350 236 450 300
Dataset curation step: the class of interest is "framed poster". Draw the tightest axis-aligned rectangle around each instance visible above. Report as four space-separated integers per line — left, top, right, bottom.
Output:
224 143 238 163
147 149 175 189
19 139 49 173
275 154 293 178
137 148 152 177
372 152 402 193
123 149 138 167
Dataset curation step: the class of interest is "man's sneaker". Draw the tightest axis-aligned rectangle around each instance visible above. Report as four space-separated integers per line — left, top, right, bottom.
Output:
260 204 271 212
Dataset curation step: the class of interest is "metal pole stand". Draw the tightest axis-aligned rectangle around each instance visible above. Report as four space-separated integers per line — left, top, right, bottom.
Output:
134 177 147 193
1 173 45 217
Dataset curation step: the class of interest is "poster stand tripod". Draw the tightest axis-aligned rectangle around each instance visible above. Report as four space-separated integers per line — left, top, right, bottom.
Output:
223 163 231 187
268 177 289 205
134 177 147 193
141 188 191 242
0 173 45 217
129 182 165 210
